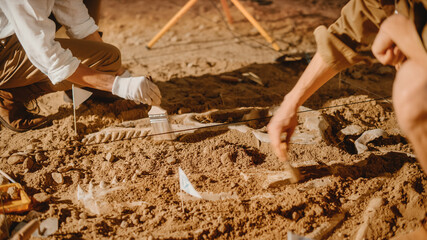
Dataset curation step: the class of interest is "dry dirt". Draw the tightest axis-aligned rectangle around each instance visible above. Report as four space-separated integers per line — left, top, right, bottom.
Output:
0 0 426 239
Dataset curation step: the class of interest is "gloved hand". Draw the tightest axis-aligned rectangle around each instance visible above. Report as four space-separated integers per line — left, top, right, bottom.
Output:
112 75 162 105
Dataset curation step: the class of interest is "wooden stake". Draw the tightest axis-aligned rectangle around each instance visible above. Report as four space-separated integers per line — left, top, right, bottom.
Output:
220 0 233 24
230 0 280 51
72 84 77 135
146 0 199 49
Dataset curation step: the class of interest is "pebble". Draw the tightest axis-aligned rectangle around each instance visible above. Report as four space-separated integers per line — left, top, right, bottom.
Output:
7 154 26 165
351 71 362 79
52 172 64 184
33 192 51 203
58 165 72 173
105 152 115 162
79 212 88 220
7 186 20 200
1 150 16 158
292 211 299 220
166 156 177 164
220 152 232 165
35 152 47 162
120 220 129 228
23 157 34 171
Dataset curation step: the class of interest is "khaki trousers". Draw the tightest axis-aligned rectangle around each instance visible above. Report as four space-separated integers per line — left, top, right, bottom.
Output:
0 34 121 93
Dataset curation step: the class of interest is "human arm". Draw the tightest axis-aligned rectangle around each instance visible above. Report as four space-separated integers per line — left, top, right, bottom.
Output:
67 64 162 106
268 0 392 159
372 14 427 67
267 53 338 158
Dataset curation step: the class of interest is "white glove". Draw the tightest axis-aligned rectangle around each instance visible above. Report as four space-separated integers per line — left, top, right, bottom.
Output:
112 75 162 105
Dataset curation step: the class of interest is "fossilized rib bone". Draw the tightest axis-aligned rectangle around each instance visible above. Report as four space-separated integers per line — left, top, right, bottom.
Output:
82 127 151 145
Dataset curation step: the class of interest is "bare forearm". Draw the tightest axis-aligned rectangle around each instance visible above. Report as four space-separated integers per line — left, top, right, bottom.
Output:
285 52 339 109
67 64 115 92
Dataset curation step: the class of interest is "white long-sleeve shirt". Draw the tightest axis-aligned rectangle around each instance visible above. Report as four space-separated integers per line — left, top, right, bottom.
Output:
0 0 99 84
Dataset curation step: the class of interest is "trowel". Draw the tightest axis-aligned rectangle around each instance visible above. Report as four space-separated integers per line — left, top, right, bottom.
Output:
262 142 302 188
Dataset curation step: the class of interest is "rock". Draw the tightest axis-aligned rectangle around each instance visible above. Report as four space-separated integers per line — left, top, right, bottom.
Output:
79 212 87 220
7 186 20 200
23 157 34 171
355 129 388 154
99 181 107 189
120 220 129 228
7 154 26 165
105 152 115 162
51 172 64 184
1 149 17 158
33 192 51 203
166 156 177 164
26 144 36 153
58 165 73 173
377 66 393 75
220 152 232 165
35 152 47 162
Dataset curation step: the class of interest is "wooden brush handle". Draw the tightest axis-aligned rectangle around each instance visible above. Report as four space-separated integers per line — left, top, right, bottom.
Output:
279 142 289 161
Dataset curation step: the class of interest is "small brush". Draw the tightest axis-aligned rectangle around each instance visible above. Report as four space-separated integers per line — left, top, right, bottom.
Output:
148 106 175 141
279 142 301 183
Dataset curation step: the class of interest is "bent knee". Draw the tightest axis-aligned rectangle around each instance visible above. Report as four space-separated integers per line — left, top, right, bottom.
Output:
392 60 427 132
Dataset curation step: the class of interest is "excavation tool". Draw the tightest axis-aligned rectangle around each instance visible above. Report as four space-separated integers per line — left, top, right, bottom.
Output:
148 106 176 141
262 142 301 188
279 142 301 183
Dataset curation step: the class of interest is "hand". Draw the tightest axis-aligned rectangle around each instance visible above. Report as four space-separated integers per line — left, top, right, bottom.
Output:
372 34 406 67
267 101 298 159
112 75 162 105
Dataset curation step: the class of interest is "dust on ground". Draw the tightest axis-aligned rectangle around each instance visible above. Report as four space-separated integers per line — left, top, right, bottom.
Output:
0 0 425 239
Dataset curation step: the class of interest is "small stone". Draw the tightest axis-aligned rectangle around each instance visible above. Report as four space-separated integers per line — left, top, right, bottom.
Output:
120 220 129 228
26 144 35 153
33 192 51 203
170 36 179 42
292 211 299 220
79 212 87 220
52 172 64 184
105 152 115 162
220 152 232 165
7 186 20 200
23 157 34 171
35 152 47 162
7 154 26 165
166 156 177 164
99 181 107 189
1 150 16 158
58 165 72 173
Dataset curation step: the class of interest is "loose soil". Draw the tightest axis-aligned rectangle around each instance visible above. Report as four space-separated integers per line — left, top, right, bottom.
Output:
0 0 425 239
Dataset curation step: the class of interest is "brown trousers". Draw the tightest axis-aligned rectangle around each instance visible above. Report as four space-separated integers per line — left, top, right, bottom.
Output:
0 34 121 93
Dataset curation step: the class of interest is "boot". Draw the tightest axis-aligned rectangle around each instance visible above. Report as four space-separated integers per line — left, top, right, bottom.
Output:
0 85 53 132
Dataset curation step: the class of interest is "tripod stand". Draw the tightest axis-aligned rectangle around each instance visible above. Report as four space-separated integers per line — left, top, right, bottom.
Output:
146 0 280 51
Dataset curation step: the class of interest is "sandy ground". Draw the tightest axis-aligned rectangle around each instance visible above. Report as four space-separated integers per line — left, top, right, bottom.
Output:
0 0 426 239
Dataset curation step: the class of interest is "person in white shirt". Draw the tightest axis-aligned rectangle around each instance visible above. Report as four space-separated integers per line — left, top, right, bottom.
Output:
0 0 161 132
